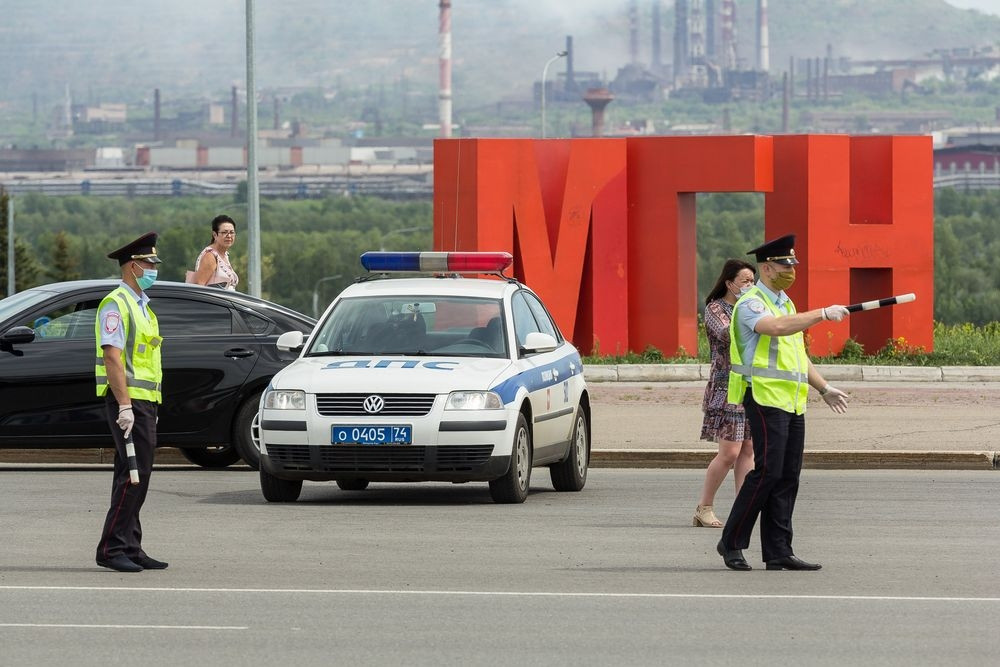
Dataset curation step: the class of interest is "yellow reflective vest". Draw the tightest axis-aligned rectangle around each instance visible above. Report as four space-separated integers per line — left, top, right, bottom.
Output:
727 286 809 415
95 286 163 403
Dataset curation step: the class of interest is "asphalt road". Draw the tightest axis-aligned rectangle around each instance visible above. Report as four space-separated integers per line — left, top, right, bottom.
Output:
1 467 997 666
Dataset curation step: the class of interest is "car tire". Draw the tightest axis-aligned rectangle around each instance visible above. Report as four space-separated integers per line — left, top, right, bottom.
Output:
549 407 589 492
260 467 302 502
489 412 532 504
336 479 370 491
232 390 263 470
179 445 241 468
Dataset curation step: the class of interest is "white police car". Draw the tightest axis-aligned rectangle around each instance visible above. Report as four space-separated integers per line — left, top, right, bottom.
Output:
258 252 590 504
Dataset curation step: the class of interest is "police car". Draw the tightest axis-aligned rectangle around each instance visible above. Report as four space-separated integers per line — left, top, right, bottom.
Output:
258 251 590 504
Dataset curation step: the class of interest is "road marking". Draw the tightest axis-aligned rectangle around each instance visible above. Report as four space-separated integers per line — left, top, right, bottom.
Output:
0 623 246 630
1 585 998 603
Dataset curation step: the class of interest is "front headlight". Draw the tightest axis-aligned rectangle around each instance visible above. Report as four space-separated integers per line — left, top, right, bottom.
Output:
264 389 306 410
445 391 503 410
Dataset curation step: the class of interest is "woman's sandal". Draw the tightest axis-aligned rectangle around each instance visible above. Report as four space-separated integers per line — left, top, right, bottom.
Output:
692 504 722 527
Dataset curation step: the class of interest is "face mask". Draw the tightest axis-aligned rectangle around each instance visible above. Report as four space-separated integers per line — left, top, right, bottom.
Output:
133 264 158 290
771 267 796 291
739 284 754 296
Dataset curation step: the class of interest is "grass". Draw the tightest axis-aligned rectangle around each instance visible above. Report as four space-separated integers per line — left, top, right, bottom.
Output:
582 321 1000 366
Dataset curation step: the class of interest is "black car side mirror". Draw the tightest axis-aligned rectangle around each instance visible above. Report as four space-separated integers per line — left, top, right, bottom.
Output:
0 326 35 356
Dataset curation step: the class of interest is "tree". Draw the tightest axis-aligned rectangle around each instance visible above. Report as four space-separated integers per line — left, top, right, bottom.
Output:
0 190 43 294
48 231 81 282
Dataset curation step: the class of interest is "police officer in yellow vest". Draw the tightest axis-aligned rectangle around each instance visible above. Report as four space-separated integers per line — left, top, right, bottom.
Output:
94 232 168 573
717 234 850 572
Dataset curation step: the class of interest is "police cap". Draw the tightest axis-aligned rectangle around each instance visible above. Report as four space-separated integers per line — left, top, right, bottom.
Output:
108 232 162 266
747 233 798 265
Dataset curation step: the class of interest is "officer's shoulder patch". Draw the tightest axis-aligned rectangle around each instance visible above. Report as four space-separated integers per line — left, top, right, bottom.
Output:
747 299 766 314
103 311 121 334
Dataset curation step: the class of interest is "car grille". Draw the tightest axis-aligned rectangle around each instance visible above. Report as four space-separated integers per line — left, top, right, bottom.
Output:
315 393 437 416
265 445 494 473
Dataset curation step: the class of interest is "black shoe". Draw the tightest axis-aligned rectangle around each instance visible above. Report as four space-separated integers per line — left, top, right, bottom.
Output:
717 540 752 571
131 555 168 570
765 555 822 571
96 554 143 573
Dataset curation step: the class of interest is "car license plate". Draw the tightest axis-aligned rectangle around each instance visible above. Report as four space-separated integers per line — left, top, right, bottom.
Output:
332 425 412 445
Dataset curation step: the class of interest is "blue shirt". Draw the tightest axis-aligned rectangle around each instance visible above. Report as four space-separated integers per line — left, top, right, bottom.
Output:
98 283 149 350
733 280 794 376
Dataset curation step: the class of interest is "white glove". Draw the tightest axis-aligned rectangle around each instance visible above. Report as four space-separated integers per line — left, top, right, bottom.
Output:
820 385 848 414
116 405 135 439
822 305 850 322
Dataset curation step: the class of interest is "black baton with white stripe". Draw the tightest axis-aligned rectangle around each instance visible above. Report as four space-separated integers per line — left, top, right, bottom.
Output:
845 293 916 313
124 433 140 485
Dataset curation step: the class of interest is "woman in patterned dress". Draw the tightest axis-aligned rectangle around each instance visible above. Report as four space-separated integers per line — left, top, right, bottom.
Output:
191 214 240 290
693 259 757 527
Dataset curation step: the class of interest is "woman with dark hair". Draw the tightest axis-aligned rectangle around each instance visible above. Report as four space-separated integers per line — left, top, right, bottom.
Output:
191 215 240 290
693 258 756 527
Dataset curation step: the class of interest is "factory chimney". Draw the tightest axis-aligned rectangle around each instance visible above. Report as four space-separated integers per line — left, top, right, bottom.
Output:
153 88 161 141
651 1 662 72
438 0 453 138
756 0 770 72
721 0 737 70
583 88 614 137
231 85 238 138
674 0 689 86
565 35 576 93
629 0 640 65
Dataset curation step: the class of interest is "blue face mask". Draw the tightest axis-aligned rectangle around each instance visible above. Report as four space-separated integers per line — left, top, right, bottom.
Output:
134 264 158 290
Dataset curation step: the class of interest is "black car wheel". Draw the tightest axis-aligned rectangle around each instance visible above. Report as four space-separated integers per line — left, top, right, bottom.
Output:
232 390 263 470
549 406 589 492
489 412 532 504
260 467 302 502
179 445 242 468
336 479 370 491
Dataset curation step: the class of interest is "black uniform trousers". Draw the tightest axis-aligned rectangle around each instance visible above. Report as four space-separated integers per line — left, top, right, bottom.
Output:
720 386 805 562
96 397 157 562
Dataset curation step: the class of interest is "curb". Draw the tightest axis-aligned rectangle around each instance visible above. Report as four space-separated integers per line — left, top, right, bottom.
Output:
583 364 1000 383
590 449 999 471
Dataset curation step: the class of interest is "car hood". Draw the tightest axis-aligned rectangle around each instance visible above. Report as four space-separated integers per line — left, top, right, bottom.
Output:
272 356 514 394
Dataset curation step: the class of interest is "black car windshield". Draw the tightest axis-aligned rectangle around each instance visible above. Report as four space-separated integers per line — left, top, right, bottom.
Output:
306 295 507 358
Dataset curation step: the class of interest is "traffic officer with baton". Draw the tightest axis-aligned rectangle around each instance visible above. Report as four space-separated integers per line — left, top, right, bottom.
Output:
94 232 168 573
717 234 850 571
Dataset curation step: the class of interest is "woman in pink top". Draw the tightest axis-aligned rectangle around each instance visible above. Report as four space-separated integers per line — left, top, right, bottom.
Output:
192 214 240 290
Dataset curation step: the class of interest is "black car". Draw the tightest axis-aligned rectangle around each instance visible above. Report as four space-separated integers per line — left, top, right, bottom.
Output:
0 280 314 468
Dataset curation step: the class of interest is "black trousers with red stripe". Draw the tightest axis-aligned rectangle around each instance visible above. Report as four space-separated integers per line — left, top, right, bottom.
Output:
720 387 805 562
96 397 157 562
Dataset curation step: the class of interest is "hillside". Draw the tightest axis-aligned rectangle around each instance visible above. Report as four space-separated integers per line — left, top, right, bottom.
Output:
0 0 998 112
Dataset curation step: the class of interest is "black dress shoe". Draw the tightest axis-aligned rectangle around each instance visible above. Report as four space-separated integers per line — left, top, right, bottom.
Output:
131 555 168 570
717 540 752 571
765 555 822 571
96 555 143 573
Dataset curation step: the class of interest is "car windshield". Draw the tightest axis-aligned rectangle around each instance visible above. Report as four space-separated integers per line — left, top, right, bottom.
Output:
306 295 507 358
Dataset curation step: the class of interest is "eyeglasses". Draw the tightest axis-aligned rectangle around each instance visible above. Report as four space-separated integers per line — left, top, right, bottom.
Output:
217 230 236 236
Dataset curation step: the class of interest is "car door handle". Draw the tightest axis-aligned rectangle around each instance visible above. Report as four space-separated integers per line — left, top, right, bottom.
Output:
224 348 256 359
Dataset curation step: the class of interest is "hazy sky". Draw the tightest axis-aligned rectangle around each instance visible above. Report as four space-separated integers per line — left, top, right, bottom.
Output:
944 0 1000 15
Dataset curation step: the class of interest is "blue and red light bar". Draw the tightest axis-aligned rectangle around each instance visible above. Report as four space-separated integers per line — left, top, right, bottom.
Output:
361 251 513 273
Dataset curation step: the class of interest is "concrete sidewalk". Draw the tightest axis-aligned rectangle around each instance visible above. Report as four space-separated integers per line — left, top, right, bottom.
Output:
2 366 998 470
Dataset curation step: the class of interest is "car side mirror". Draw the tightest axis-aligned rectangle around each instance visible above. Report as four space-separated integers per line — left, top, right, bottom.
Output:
276 330 305 352
0 326 35 356
520 331 558 355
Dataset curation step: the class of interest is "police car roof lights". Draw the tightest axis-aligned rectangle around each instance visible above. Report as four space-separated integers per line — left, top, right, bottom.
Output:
361 251 513 274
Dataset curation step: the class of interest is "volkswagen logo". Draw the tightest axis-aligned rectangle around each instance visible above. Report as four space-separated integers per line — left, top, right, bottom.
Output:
363 395 385 414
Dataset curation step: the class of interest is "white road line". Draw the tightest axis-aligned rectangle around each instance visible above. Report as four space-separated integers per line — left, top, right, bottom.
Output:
0 623 246 630
1 586 998 602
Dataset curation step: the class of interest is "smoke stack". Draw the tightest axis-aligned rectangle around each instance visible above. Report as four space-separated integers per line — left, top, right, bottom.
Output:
756 0 770 72
273 96 280 130
231 85 238 138
782 72 789 132
651 1 662 71
674 0 689 87
721 0 737 70
583 88 614 137
438 0 453 138
154 88 161 141
705 0 717 62
628 0 639 65
565 35 575 93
